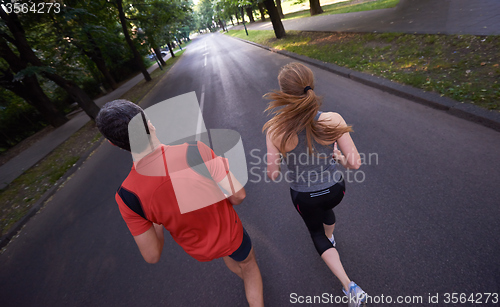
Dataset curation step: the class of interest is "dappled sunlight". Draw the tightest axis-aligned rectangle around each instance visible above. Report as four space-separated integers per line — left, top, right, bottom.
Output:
399 62 417 69
283 41 310 48
310 33 358 45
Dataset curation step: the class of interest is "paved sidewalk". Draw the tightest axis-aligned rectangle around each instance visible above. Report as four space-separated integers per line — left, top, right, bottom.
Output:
230 0 500 35
0 50 181 190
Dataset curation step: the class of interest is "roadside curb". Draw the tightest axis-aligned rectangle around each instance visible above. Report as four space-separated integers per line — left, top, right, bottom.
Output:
229 35 500 132
0 137 104 250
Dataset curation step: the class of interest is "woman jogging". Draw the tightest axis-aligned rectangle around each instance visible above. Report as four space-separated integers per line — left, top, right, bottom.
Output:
263 62 366 306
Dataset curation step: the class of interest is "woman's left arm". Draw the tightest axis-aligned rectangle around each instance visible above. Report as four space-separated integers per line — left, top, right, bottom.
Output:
266 132 282 181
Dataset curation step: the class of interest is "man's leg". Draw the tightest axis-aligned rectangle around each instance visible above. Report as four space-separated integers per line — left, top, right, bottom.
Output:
223 247 264 307
223 255 243 278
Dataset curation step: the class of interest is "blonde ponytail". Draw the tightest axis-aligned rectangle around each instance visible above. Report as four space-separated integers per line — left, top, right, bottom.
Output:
262 63 352 155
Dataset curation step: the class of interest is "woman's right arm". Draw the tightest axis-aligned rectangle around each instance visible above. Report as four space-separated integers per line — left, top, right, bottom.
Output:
326 112 361 170
266 132 282 181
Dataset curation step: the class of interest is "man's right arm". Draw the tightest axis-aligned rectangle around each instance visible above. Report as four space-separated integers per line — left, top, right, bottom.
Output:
116 190 163 263
218 171 246 205
133 224 164 264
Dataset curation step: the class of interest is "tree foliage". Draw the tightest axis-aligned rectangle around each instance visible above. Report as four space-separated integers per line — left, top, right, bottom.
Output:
0 0 195 150
194 0 284 38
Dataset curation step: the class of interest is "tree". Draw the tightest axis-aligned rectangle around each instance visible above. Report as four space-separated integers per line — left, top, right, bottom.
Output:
234 7 241 24
294 0 323 16
134 0 192 64
245 6 255 23
264 0 285 38
113 0 151 82
196 0 215 31
0 55 68 127
0 4 100 120
275 0 284 18
258 2 266 21
309 0 323 15
59 1 119 89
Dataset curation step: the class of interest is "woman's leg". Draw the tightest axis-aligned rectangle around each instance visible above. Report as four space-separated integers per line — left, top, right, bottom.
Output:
321 248 351 292
324 223 335 239
291 184 351 291
323 209 336 239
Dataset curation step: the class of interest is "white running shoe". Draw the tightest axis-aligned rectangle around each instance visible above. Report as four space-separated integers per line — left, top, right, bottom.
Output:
329 234 336 247
343 281 367 307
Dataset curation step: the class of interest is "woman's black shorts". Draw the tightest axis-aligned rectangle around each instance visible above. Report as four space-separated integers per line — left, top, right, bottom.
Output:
290 178 346 255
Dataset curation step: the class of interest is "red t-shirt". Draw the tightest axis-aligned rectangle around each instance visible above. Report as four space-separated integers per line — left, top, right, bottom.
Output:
115 142 243 262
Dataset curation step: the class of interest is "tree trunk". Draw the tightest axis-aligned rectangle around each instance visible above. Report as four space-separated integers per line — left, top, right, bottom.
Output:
0 9 101 119
23 75 68 127
245 7 255 23
167 42 175 58
258 2 266 21
275 0 285 19
153 46 166 66
92 54 118 90
0 31 68 127
235 11 240 25
84 31 118 90
264 0 286 38
43 72 101 119
77 38 118 90
115 0 151 82
230 15 235 26
240 7 246 23
218 18 226 31
309 0 323 15
0 70 68 127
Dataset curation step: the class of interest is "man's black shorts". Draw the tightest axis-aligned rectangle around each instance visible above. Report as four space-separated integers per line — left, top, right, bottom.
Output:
228 227 252 262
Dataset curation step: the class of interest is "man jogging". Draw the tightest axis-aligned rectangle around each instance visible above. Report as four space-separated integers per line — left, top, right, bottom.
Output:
96 99 264 307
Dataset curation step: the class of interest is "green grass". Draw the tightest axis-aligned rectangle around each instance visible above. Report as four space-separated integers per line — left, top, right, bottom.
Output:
226 30 500 111
226 30 276 44
0 121 101 237
283 0 400 20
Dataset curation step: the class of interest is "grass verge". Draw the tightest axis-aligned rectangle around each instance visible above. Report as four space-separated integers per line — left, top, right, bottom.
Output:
226 30 500 111
283 0 400 20
0 121 101 238
0 49 184 238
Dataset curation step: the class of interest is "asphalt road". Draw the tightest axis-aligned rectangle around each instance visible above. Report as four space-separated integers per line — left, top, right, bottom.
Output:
1 33 499 307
